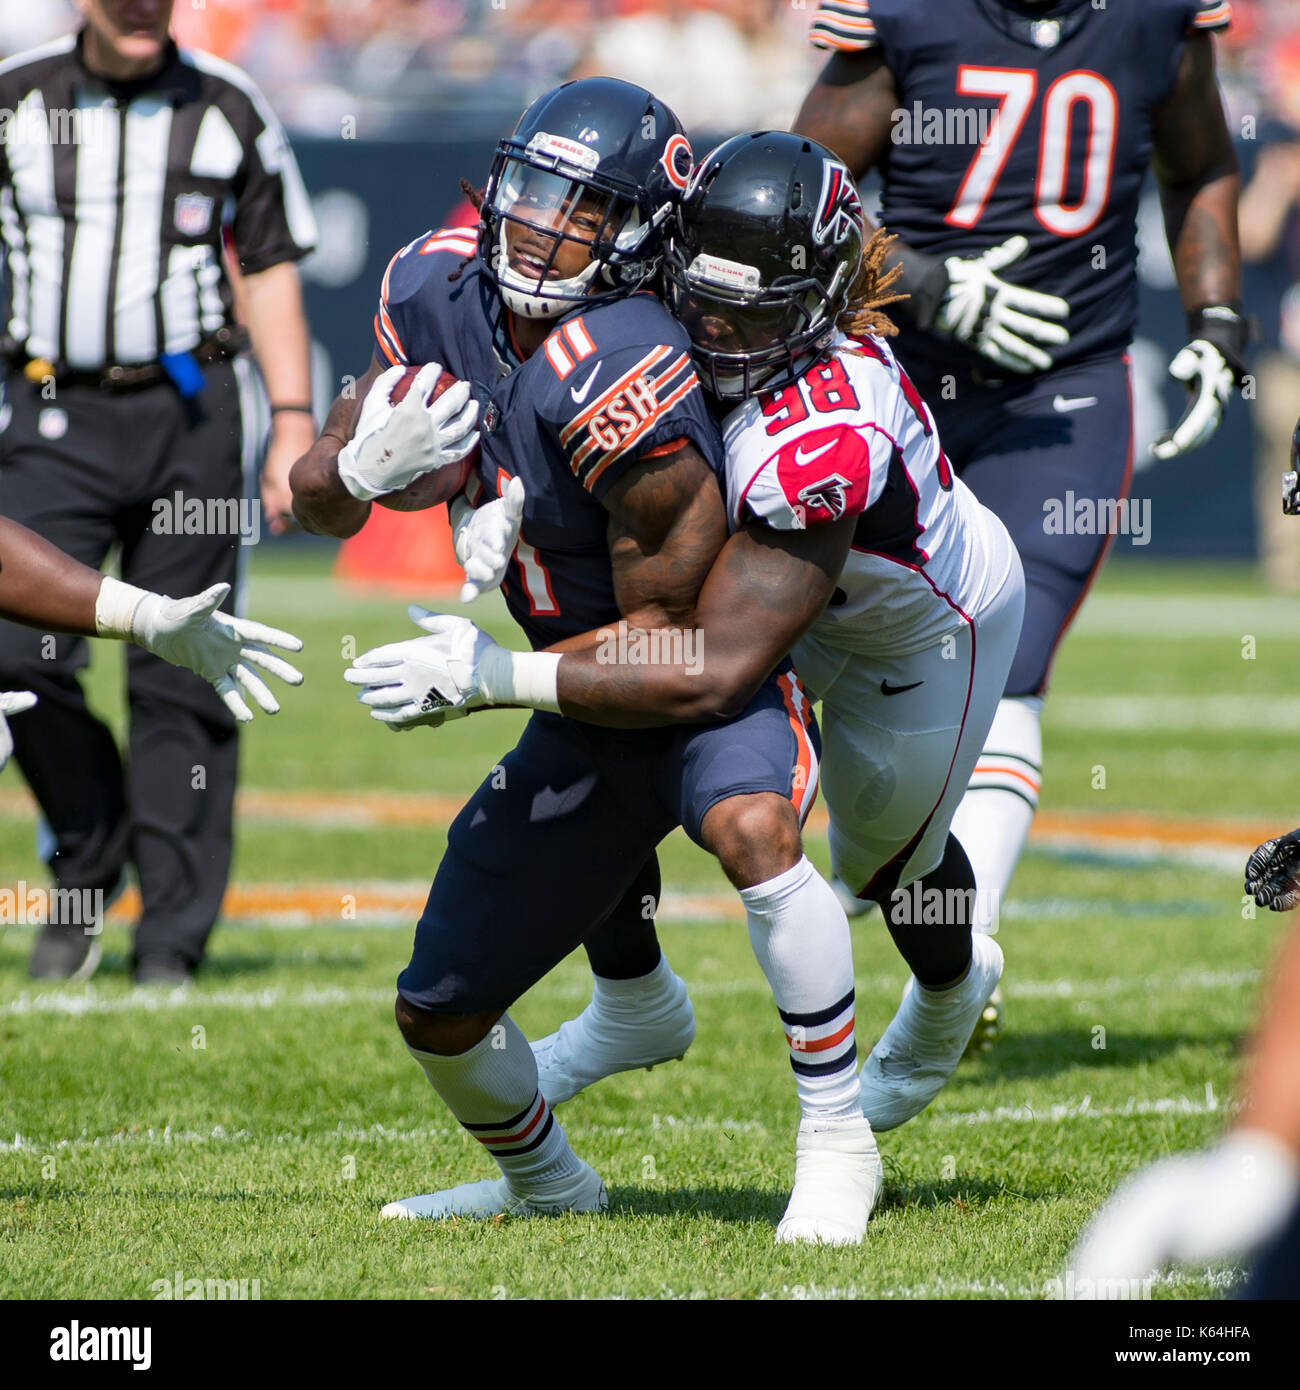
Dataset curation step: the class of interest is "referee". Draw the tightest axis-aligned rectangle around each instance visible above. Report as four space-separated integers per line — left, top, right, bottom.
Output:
0 0 317 984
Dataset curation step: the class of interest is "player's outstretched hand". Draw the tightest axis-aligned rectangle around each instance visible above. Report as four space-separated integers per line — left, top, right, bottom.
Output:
1151 308 1247 461
453 476 526 603
0 690 38 771
1245 828 1300 911
344 608 502 729
937 235 1070 374
337 363 479 502
1066 1131 1299 1295
130 583 305 723
1151 343 1235 460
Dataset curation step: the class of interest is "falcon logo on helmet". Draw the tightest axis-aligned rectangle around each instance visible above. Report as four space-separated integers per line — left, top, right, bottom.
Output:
663 131 866 400
813 159 863 247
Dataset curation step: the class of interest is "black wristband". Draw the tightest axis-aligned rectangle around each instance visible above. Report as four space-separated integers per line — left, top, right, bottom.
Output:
270 404 315 417
891 243 950 332
1187 305 1250 383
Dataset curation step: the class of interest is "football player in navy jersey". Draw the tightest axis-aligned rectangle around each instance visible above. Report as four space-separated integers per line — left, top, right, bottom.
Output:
350 135 1027 1193
292 81 879 1242
792 0 1244 1046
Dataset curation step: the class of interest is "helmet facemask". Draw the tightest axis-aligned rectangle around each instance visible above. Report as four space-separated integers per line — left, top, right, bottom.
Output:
483 150 660 320
665 246 849 400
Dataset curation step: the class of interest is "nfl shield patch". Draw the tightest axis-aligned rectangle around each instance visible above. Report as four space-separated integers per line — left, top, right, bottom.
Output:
174 192 214 237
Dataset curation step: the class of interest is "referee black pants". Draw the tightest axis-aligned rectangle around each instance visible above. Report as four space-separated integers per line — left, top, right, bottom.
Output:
0 363 245 971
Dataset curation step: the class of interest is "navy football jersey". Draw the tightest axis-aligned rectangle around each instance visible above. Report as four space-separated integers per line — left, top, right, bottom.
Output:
373 229 725 650
808 0 1232 370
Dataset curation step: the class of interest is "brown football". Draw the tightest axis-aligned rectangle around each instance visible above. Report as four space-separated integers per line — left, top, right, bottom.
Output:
374 365 479 512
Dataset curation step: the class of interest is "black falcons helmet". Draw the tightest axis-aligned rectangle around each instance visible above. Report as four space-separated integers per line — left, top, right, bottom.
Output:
479 78 693 320
664 131 865 399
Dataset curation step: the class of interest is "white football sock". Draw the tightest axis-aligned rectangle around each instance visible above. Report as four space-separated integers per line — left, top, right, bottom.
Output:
407 1014 583 1189
740 855 859 1123
592 953 679 1008
950 695 1043 935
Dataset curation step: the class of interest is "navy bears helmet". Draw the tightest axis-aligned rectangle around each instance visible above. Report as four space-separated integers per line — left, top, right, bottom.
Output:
664 131 865 399
479 77 693 320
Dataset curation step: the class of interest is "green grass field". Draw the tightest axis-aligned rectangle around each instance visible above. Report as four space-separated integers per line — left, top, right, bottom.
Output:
1 547 1294 1300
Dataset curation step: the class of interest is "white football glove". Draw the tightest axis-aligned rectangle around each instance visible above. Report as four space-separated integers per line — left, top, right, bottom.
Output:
344 609 498 729
1150 339 1236 460
96 578 304 723
451 476 526 603
337 363 479 502
0 689 37 771
344 606 560 730
936 235 1070 374
1066 1130 1300 1296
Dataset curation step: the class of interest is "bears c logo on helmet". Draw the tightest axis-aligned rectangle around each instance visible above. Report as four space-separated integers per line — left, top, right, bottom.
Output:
660 134 694 191
813 159 863 247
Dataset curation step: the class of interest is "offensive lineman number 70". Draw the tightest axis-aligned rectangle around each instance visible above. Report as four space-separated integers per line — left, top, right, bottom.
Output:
946 66 1119 238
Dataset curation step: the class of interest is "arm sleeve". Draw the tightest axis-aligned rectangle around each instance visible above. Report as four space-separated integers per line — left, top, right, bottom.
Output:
538 318 722 503
228 83 318 274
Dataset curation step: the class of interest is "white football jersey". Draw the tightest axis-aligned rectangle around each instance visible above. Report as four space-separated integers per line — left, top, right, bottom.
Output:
720 332 1017 656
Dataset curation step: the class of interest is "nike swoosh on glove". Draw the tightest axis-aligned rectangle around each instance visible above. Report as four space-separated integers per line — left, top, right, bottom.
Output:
337 363 479 501
0 689 37 771
129 583 305 722
343 608 499 729
1246 828 1300 911
1066 1131 1300 1295
451 475 526 603
935 235 1070 374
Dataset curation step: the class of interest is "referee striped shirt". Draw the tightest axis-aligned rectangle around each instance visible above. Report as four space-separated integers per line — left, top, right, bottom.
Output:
0 29 317 371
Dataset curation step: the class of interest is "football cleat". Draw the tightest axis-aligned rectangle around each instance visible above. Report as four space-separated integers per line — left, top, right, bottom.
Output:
963 983 1003 1058
860 934 1004 1131
532 966 696 1106
380 1161 608 1221
775 1116 883 1246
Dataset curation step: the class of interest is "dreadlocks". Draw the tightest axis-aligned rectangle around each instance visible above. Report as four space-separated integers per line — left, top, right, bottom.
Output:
447 179 485 284
836 227 907 340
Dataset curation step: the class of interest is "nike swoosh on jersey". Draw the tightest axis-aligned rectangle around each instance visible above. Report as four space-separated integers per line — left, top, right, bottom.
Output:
794 439 837 465
569 365 603 405
1052 394 1099 413
880 679 924 696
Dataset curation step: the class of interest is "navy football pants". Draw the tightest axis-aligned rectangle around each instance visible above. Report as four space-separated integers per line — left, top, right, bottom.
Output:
399 670 818 1015
908 353 1134 698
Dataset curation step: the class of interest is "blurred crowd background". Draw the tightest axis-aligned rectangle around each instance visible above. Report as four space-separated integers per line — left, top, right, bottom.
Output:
4 0 1300 571
1 0 822 134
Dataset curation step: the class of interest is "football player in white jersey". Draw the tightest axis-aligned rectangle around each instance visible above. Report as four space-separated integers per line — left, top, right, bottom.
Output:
345 133 1025 1153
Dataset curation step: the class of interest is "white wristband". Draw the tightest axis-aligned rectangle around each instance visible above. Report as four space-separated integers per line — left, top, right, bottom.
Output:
478 645 562 712
94 576 151 640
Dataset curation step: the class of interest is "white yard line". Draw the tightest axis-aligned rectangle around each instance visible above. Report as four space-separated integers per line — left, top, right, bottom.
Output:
1072 591 1299 639
2 1087 1235 1157
1048 692 1298 731
0 962 1259 1020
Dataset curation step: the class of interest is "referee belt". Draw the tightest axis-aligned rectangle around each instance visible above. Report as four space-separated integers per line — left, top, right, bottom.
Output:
3 327 247 394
